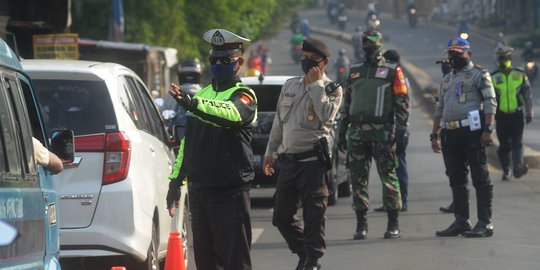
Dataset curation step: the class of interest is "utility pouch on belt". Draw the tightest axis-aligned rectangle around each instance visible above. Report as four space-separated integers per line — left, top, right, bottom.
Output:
314 137 332 171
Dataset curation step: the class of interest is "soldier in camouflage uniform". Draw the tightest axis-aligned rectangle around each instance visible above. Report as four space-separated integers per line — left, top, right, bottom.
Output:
337 31 409 239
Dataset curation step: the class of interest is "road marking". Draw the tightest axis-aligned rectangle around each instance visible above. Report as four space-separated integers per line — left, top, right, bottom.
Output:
252 228 264 244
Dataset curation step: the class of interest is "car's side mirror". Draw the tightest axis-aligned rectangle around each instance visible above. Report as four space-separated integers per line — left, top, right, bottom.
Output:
50 130 75 163
0 221 19 246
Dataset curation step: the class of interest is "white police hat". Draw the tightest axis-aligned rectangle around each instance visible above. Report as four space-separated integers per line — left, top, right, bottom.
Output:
203 29 250 57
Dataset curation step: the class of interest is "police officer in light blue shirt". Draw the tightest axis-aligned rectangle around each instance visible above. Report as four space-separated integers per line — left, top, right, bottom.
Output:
430 37 497 238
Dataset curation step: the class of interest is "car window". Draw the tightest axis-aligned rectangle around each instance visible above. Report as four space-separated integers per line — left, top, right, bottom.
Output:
131 78 168 143
32 79 117 136
0 75 22 178
248 84 282 112
118 78 146 130
122 76 152 133
4 76 35 175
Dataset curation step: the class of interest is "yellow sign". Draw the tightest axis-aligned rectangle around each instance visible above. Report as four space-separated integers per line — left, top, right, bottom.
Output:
33 34 79 59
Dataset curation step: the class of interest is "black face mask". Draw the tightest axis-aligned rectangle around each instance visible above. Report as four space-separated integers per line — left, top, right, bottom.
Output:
301 58 323 74
449 55 471 69
363 47 382 63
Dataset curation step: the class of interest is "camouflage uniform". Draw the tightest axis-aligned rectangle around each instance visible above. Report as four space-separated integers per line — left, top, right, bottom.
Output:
339 58 409 212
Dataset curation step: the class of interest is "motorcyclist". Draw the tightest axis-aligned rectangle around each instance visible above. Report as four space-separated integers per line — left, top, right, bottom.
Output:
300 18 310 38
522 41 535 61
334 48 350 83
290 30 305 63
162 59 203 127
352 26 363 60
365 2 379 27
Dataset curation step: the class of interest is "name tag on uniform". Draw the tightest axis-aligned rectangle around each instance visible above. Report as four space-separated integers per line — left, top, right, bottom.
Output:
375 67 389 79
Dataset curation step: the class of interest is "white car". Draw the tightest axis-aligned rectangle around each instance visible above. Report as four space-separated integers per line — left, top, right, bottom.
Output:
22 60 189 270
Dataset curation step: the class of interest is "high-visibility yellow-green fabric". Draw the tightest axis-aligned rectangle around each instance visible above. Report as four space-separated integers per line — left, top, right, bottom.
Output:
492 69 525 113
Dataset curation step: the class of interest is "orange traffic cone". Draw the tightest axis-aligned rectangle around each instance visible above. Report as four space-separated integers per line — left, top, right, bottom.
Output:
164 232 186 270
111 267 126 270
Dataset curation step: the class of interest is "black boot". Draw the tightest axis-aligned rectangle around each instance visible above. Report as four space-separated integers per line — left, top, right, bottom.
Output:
384 210 400 238
463 185 493 238
435 219 472 237
502 169 510 181
436 186 471 236
512 147 527 179
295 253 307 270
353 210 368 240
373 205 385 212
303 257 321 270
439 202 454 213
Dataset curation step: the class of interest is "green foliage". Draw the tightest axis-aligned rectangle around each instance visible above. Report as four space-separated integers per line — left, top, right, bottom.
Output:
71 0 306 60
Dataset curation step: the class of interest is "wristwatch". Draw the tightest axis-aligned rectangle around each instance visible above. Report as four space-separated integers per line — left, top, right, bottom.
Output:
483 124 495 133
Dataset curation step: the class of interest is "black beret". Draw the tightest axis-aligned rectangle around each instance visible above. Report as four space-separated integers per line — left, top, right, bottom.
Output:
383 49 401 64
302 38 331 58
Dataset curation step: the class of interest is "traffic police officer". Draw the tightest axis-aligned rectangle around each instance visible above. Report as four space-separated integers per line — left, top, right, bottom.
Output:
263 38 342 270
431 37 497 238
491 45 533 180
168 28 257 270
337 31 409 240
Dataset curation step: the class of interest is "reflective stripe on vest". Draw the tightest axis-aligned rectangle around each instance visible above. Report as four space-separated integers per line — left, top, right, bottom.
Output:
190 82 257 127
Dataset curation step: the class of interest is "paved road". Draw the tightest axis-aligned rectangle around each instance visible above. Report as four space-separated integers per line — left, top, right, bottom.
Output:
248 7 540 270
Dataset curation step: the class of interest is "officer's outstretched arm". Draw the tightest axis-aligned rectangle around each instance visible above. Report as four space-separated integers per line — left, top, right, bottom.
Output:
190 90 257 128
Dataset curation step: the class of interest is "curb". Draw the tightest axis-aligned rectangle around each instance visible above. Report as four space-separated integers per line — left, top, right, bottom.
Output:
310 25 540 170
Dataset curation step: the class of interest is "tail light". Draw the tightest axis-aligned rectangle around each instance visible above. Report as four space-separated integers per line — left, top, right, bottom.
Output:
338 67 346 73
102 132 131 185
75 134 105 152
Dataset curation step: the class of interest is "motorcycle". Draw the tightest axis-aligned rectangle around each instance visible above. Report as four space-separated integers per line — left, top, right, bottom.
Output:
525 58 538 85
290 45 302 64
338 15 348 31
459 32 469 41
367 14 381 31
408 7 417 28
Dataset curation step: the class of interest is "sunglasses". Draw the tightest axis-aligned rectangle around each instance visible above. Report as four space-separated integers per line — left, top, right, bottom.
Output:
209 56 240 65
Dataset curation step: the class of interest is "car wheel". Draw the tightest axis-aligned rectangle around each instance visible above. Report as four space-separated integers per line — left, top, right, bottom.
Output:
134 222 160 270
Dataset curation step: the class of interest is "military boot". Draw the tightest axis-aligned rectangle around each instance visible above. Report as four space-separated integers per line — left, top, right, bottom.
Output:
384 210 400 238
502 169 511 181
463 185 494 238
353 210 368 240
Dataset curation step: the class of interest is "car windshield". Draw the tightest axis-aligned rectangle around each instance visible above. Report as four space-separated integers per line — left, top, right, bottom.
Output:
249 84 282 112
32 79 117 136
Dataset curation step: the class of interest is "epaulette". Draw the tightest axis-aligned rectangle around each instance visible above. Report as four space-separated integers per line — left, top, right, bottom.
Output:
513 67 526 74
350 61 365 69
383 61 397 69
286 76 302 83
474 64 488 72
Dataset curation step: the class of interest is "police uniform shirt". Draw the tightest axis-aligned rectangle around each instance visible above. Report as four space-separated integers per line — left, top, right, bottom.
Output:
265 74 342 155
435 61 497 122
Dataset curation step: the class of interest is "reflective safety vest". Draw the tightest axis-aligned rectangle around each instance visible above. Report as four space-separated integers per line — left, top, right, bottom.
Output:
184 82 258 189
491 68 525 113
348 61 398 123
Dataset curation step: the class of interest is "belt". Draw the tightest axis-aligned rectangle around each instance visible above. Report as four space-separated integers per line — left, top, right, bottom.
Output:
443 119 470 130
278 150 318 162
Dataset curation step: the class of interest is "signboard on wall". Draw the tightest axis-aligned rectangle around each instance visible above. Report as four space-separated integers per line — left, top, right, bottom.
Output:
33 33 79 59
